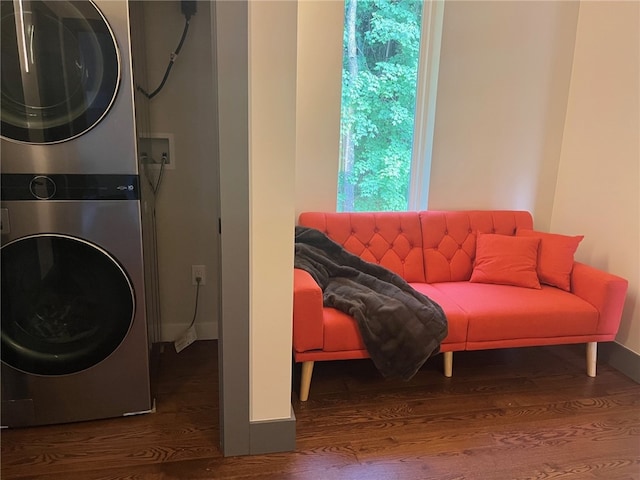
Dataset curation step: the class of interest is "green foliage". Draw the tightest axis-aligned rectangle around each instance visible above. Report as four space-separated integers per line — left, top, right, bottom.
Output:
338 0 423 212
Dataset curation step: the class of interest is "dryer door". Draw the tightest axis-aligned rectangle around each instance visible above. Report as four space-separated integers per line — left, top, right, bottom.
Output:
1 234 134 376
0 1 119 144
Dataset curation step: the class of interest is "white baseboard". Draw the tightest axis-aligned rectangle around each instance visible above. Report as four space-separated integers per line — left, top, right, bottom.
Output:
160 321 218 343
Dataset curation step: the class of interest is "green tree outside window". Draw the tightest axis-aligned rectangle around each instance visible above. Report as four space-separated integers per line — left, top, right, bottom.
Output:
338 0 424 212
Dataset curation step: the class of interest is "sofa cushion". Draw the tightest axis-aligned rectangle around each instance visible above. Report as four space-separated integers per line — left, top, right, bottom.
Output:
323 307 367 352
470 233 541 289
517 229 583 291
420 210 534 283
322 283 469 353
430 282 599 343
299 212 426 282
410 283 468 348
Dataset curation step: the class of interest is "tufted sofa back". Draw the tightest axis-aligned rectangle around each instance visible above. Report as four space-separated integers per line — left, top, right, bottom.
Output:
298 211 426 282
297 210 534 284
420 210 533 282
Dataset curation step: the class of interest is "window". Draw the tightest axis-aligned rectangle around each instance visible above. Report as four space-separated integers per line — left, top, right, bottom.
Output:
337 0 444 212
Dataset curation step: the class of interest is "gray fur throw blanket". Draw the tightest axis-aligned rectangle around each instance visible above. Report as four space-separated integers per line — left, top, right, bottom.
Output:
294 226 448 380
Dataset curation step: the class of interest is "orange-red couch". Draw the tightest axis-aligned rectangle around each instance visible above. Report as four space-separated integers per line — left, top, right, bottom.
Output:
293 210 628 401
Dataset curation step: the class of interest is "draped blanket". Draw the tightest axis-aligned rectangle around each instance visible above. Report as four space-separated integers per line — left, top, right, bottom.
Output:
294 226 448 380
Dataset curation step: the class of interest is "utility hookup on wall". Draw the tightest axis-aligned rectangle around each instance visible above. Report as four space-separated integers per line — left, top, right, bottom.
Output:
192 265 206 285
140 133 175 169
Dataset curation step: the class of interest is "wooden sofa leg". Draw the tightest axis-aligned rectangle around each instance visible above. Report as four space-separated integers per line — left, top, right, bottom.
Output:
300 361 314 401
587 342 597 377
443 351 453 378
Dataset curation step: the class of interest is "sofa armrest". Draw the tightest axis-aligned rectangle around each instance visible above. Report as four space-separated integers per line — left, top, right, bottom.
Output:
571 262 628 336
293 268 324 353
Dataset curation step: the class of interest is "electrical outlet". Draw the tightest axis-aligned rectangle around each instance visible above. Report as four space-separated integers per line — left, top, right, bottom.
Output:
191 265 206 285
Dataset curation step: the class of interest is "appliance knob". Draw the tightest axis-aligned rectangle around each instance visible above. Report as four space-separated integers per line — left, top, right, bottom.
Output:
29 175 56 200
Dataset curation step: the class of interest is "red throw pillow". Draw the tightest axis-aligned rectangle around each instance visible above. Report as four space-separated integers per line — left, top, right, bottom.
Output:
516 229 583 291
470 233 541 289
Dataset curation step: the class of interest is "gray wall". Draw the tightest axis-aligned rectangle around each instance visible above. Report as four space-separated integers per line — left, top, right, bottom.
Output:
141 1 219 342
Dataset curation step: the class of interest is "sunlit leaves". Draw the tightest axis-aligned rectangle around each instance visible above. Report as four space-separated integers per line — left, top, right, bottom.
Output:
338 0 423 212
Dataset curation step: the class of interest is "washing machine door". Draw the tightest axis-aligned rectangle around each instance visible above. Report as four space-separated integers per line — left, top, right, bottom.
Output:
1 234 134 376
0 0 119 144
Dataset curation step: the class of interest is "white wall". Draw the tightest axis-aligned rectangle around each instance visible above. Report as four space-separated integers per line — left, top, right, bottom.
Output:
291 0 640 354
428 1 579 229
294 1 344 218
293 1 580 232
249 0 297 422
142 1 219 342
552 1 640 354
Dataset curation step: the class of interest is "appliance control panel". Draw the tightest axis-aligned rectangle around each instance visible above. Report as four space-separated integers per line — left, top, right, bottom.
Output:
0 174 140 201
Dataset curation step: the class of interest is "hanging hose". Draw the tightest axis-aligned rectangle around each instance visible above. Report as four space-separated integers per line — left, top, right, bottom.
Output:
138 17 191 100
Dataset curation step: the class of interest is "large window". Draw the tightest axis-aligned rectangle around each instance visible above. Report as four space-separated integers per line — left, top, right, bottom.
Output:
337 0 443 212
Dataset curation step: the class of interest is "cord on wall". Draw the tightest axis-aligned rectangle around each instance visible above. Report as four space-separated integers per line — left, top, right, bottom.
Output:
143 151 167 197
137 2 195 100
174 276 201 353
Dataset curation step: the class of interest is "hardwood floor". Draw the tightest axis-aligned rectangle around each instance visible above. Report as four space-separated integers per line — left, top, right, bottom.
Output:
2 341 639 479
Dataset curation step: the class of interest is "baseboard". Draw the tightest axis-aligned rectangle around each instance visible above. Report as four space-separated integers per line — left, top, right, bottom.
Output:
600 341 640 384
249 407 296 454
161 322 218 342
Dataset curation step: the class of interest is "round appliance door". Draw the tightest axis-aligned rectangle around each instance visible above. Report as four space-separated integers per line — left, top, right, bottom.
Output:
1 234 134 376
0 1 120 144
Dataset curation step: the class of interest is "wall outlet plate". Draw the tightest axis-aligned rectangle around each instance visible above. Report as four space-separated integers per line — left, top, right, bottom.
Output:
192 264 206 285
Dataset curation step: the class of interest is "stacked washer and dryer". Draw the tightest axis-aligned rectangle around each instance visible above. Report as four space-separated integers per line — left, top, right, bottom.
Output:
1 0 159 427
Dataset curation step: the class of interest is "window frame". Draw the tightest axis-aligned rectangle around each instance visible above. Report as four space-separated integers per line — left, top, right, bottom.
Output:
408 0 445 211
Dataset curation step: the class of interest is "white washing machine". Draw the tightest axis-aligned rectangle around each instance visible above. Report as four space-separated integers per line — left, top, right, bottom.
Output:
0 1 157 427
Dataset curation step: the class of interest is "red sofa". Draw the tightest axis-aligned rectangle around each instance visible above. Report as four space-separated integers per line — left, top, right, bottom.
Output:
293 210 628 401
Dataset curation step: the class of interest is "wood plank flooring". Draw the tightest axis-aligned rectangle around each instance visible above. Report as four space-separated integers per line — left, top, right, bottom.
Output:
2 341 639 479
